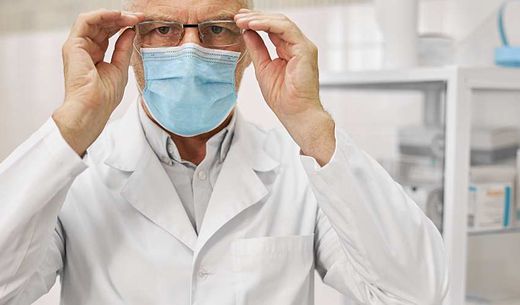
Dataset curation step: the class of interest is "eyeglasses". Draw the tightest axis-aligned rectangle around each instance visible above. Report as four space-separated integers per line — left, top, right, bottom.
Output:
135 20 244 48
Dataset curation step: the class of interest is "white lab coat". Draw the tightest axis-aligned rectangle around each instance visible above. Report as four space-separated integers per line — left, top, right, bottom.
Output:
0 102 448 305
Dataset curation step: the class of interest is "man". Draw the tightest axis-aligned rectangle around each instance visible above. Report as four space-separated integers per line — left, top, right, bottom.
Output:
0 0 448 304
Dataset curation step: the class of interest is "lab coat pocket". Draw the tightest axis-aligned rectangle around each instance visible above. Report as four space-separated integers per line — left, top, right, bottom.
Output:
231 235 315 305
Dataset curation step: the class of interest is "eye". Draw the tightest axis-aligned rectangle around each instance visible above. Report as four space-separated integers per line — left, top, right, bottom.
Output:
156 26 171 35
210 26 224 35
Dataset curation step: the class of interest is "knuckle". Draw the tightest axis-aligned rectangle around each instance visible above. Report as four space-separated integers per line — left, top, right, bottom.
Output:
308 42 318 55
77 12 88 21
66 37 89 51
286 19 298 31
96 8 112 18
62 41 72 54
75 14 88 27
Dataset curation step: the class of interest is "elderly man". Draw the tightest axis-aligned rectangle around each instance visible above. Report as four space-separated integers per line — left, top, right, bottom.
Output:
0 0 448 304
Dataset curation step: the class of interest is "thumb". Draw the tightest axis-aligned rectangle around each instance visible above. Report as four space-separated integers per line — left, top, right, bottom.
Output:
111 27 136 73
243 30 271 75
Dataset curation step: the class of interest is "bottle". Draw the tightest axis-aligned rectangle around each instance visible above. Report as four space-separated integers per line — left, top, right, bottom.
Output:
374 0 419 69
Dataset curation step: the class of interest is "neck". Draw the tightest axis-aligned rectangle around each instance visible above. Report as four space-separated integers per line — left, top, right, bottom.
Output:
141 101 233 165
169 115 233 165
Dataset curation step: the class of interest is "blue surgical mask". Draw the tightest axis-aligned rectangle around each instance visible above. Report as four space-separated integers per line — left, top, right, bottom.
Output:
140 43 241 137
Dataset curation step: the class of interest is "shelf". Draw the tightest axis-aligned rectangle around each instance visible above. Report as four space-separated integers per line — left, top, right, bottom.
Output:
319 66 520 91
466 296 520 305
319 67 458 92
468 227 520 236
320 66 455 85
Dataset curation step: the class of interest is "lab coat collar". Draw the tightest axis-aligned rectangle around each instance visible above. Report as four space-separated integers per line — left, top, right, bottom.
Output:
102 102 280 253
103 102 279 173
104 102 198 251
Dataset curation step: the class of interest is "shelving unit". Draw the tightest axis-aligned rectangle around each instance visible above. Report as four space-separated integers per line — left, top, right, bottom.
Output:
320 66 520 305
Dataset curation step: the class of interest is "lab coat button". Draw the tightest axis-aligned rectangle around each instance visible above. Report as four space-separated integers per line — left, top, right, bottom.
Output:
198 171 207 181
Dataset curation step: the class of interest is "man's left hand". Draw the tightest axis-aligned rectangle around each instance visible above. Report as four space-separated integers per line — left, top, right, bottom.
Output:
235 9 336 166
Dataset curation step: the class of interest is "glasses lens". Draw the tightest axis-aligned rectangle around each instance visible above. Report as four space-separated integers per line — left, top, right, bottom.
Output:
136 21 184 48
199 21 243 47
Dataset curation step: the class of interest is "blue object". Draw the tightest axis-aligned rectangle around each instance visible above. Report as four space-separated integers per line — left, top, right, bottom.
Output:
141 43 240 137
495 0 520 67
504 186 511 227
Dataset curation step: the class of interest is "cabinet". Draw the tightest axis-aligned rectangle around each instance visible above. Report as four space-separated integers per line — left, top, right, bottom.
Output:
319 67 520 305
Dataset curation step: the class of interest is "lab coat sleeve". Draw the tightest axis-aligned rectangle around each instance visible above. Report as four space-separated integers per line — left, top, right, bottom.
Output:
0 118 87 303
300 128 449 305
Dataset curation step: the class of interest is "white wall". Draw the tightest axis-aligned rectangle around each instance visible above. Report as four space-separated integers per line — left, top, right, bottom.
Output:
0 30 66 161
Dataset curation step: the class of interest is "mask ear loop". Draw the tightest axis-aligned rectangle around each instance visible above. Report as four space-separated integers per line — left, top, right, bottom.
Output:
237 48 249 65
129 25 143 56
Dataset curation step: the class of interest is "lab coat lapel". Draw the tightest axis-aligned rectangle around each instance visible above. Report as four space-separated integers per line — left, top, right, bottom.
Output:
196 112 280 253
121 150 198 251
105 103 198 251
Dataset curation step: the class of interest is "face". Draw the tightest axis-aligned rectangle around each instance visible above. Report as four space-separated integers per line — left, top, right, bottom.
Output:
128 0 252 92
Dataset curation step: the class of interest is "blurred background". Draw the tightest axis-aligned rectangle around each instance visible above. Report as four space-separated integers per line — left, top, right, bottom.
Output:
1 0 520 304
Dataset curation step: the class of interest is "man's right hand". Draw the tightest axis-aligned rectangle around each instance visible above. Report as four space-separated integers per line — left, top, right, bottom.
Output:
52 10 144 156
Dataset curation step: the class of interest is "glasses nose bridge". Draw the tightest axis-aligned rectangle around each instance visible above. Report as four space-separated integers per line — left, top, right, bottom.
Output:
180 24 203 45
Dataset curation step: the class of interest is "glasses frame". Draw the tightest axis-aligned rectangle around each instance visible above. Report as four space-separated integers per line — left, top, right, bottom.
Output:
135 20 245 48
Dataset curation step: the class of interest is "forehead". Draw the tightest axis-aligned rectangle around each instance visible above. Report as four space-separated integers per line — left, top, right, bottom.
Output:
131 0 246 22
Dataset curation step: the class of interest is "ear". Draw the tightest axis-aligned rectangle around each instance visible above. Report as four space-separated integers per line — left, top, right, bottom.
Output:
130 47 145 91
235 55 251 91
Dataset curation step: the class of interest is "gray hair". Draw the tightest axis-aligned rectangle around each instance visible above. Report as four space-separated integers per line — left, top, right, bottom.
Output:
122 0 254 10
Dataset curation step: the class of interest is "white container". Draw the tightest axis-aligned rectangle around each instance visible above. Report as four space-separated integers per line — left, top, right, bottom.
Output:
374 0 419 69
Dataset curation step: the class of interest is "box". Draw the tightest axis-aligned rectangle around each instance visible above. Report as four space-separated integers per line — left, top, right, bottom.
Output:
471 127 520 165
468 166 516 231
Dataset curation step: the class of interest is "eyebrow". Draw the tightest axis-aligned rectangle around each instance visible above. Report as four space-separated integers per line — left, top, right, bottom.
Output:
143 12 236 23
201 13 235 22
143 13 181 22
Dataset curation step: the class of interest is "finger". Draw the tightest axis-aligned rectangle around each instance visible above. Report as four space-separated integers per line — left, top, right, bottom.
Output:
71 10 143 42
91 25 129 48
86 38 110 64
91 12 144 44
111 28 137 72
243 30 272 74
235 15 303 45
235 11 287 22
62 36 109 66
268 33 290 60
268 33 284 49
